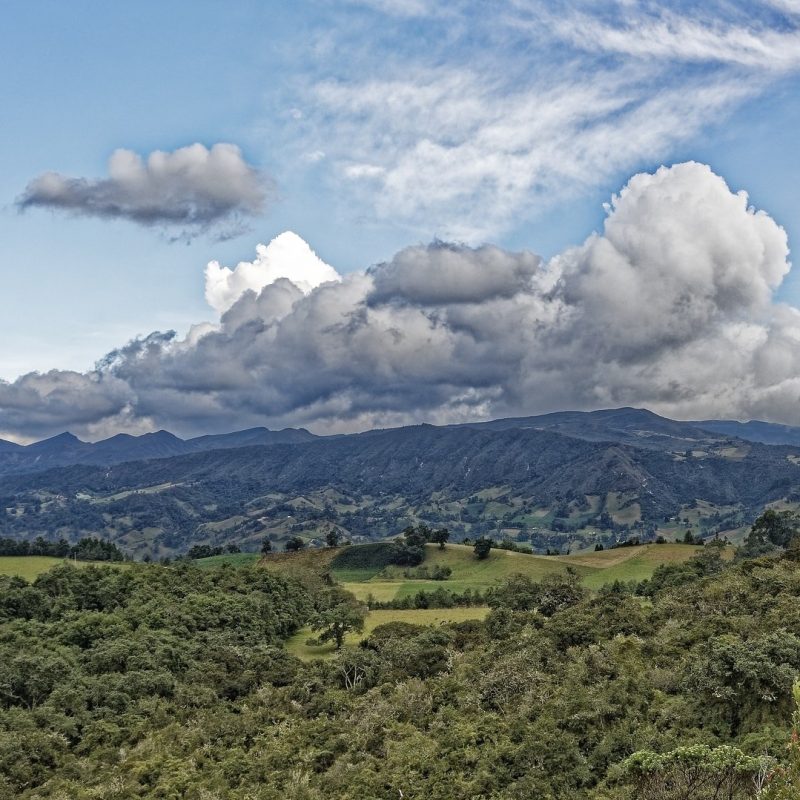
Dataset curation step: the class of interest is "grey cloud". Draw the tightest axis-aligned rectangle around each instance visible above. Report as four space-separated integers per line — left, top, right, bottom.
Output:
0 371 135 441
1 162 796 441
368 241 542 305
17 143 269 240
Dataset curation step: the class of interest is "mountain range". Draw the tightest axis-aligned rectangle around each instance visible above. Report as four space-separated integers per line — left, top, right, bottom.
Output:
0 426 315 476
3 407 800 557
3 407 800 477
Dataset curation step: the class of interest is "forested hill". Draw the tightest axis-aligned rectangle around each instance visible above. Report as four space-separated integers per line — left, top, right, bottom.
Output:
2 422 796 510
6 406 800 477
5 547 800 797
5 408 800 557
0 425 794 531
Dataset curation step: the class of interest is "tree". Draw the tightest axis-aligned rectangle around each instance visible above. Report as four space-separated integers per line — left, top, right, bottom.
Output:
431 528 450 550
618 744 772 799
326 529 341 548
285 536 306 552
310 592 367 650
388 542 424 566
403 525 430 549
487 573 541 611
741 509 800 557
536 570 586 616
762 681 800 798
473 537 493 560
260 537 272 554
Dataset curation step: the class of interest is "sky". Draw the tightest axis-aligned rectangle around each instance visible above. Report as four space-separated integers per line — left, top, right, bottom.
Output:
2 0 800 441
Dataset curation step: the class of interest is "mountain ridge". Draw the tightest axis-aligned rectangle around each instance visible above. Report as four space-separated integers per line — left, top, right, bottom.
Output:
0 425 318 476
3 408 800 558
8 405 800 476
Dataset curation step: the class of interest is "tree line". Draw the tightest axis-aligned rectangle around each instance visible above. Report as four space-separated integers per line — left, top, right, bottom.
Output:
0 535 125 561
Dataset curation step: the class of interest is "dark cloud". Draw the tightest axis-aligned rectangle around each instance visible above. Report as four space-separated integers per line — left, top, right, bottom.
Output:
368 241 542 305
17 143 269 240
1 162 795 441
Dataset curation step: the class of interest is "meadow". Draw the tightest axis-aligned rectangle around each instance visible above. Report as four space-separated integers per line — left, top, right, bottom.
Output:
0 555 102 581
192 552 260 568
335 540 714 600
0 540 722 666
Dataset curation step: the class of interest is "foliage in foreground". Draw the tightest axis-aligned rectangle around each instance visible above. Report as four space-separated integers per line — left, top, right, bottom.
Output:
4 543 800 797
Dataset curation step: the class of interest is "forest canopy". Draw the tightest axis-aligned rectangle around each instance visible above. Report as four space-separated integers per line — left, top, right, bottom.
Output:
3 527 800 797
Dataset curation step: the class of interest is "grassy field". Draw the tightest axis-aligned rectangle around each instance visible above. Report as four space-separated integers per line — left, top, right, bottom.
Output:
0 556 132 581
0 556 73 581
337 541 718 600
285 606 490 660
193 553 261 569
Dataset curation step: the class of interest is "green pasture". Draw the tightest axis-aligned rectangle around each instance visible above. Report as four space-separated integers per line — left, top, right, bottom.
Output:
193 553 261 569
337 541 715 601
0 555 131 581
0 556 71 581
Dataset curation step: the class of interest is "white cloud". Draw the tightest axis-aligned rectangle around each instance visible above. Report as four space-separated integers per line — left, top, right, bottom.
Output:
3 162 799 440
551 10 800 71
17 143 269 240
308 68 755 242
204 231 342 314
345 0 443 17
282 0 800 241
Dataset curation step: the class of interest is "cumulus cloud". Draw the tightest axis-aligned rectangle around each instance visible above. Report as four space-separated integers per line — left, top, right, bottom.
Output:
0 370 138 442
17 143 269 240
2 162 798 440
205 231 341 314
368 241 542 305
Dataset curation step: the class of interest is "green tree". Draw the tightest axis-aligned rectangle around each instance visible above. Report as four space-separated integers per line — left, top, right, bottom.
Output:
762 682 800 798
536 569 586 616
285 536 306 552
326 529 341 548
431 528 450 550
473 537 493 560
741 509 800 557
617 744 771 799
310 592 367 650
260 537 272 554
403 525 431 549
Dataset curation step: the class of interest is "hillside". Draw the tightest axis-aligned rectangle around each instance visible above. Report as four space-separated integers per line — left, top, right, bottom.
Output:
0 426 316 476
5 540 800 798
333 541 715 600
2 408 800 557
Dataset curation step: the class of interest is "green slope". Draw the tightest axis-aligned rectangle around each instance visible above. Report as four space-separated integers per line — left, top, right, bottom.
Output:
338 541 713 600
0 555 130 581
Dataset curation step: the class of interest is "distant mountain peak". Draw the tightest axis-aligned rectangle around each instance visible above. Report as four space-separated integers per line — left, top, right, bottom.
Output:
27 431 86 451
144 430 183 442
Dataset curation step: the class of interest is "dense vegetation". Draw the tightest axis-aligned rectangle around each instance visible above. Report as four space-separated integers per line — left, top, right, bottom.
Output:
0 535 125 561
4 519 800 797
0 563 311 799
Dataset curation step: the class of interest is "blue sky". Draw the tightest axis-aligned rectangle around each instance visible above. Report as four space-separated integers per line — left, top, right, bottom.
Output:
2 1 800 438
